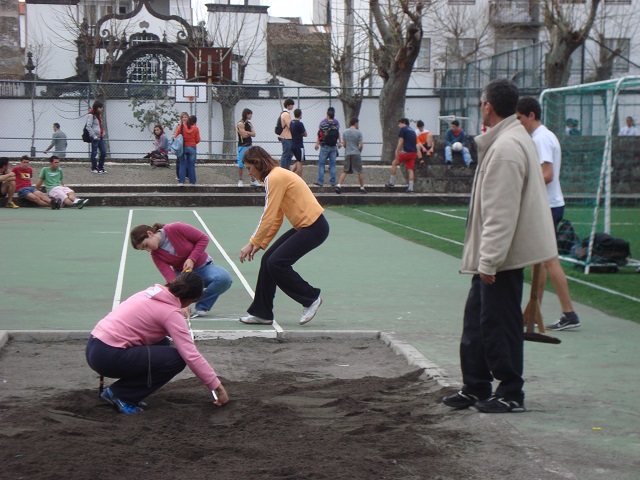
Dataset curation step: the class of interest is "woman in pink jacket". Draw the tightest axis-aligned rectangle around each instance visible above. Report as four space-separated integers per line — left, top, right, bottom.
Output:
86 272 229 414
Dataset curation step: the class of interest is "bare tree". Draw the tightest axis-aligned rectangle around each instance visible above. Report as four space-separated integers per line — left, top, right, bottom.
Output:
330 0 374 123
369 0 424 162
206 8 265 157
542 0 603 88
586 3 640 82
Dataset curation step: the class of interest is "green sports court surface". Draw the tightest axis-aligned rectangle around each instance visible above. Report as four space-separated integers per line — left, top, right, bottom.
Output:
1 206 639 480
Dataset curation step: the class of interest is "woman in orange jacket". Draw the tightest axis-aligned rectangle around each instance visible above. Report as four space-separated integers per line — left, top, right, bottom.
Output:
175 115 201 185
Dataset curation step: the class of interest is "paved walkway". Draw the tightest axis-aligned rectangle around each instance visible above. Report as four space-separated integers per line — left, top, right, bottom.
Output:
1 207 638 479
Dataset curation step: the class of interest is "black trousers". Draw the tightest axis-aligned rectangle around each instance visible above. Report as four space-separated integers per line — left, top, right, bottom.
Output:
460 269 525 403
86 336 186 404
248 214 329 320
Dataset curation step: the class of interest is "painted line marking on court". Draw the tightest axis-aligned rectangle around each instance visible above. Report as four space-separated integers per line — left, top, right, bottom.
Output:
192 210 284 334
422 209 466 220
112 209 134 310
355 209 640 304
355 209 464 246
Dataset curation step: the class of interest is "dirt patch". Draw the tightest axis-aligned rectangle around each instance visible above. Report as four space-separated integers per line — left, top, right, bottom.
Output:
0 337 571 480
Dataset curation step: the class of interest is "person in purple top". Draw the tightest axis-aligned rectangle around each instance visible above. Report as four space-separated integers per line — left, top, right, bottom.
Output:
313 107 342 186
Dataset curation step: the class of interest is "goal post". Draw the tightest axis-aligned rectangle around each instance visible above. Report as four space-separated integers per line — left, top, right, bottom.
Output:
540 76 640 273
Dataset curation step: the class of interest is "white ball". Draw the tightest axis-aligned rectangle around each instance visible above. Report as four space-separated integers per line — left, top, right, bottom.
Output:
452 142 463 152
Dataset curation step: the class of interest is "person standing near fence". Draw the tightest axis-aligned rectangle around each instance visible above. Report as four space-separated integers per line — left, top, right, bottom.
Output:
516 97 581 331
86 101 107 174
278 98 295 169
174 112 189 180
334 117 366 194
176 115 200 186
314 107 341 187
290 108 307 177
236 108 260 187
43 123 67 158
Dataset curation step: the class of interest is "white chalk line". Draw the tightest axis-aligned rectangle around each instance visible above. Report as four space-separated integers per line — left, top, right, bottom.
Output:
193 210 284 334
111 209 134 310
356 208 640 304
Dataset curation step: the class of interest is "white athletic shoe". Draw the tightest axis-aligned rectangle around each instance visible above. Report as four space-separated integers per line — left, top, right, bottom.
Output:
300 297 322 325
237 179 244 187
250 179 261 187
239 315 273 325
191 310 209 318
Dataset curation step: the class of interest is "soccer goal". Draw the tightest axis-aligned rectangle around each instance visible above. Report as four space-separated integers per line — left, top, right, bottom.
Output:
540 76 640 273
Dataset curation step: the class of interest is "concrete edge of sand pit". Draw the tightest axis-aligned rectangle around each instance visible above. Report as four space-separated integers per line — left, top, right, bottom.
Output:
0 329 456 388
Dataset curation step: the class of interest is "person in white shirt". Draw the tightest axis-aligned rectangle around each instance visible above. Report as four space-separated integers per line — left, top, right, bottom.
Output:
618 116 640 136
516 97 581 332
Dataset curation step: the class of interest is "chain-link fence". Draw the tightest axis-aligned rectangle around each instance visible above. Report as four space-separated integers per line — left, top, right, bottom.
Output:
0 80 444 162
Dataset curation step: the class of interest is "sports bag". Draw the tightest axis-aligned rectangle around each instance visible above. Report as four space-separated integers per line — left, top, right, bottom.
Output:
82 126 92 143
573 232 631 266
274 112 284 136
149 153 170 168
322 122 339 147
556 219 580 254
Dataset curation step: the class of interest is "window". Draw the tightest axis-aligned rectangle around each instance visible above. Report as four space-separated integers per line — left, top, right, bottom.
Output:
416 38 431 71
495 39 534 55
605 38 631 72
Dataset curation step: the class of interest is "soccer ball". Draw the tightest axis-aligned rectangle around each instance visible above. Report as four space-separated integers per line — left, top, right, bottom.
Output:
452 142 463 152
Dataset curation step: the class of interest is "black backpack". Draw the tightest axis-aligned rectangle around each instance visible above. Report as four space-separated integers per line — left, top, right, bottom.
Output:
82 126 92 143
274 112 284 136
322 122 339 147
576 233 631 266
556 219 580 254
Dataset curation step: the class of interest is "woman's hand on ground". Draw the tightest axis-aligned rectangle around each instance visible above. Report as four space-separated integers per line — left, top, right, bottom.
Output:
213 385 229 406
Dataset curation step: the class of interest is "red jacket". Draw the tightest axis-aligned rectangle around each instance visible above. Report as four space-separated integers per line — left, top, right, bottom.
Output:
175 122 201 147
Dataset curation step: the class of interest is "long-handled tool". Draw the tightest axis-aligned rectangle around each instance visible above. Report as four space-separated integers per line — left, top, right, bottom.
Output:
523 263 561 344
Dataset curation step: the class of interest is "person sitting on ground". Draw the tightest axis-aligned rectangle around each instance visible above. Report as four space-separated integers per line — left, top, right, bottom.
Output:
145 124 170 159
130 222 232 319
12 155 56 208
415 120 434 165
0 157 19 209
34 156 88 209
444 120 472 168
86 272 230 415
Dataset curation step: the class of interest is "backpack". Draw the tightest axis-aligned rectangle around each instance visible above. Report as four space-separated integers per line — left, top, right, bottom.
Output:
573 233 631 266
322 122 339 147
82 126 92 143
149 153 170 168
274 112 284 136
556 219 580 254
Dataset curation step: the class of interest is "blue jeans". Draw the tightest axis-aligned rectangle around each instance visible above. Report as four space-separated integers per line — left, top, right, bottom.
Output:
179 146 197 184
280 139 293 169
317 145 338 185
193 262 233 312
91 138 106 169
445 145 472 166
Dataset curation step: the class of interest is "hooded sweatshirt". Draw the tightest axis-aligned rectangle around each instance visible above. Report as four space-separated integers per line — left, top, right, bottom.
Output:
91 284 220 391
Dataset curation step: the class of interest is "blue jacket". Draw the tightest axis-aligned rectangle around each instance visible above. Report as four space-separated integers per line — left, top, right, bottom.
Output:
445 128 467 147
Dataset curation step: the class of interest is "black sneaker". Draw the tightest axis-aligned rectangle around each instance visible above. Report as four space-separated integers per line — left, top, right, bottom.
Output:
334 185 342 194
98 168 107 174
546 313 581 331
384 182 395 189
359 188 367 194
50 198 58 210
475 395 525 413
442 391 479 409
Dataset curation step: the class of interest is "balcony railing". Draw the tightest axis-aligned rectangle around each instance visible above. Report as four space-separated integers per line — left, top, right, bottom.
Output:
489 1 539 26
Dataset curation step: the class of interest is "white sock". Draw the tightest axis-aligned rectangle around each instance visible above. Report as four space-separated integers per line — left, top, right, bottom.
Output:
389 175 395 184
408 180 414 190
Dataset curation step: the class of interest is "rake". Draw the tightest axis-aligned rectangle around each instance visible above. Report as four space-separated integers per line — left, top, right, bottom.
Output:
523 263 561 345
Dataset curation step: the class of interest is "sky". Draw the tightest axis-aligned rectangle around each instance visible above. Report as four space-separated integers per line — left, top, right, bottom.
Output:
193 1 314 24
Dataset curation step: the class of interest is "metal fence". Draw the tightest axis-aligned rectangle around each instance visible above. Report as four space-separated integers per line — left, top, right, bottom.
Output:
0 80 442 162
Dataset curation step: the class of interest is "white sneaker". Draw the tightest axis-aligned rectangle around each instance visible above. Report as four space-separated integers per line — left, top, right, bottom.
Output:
300 297 322 325
191 310 208 318
239 315 273 325
250 179 261 187
237 179 244 187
